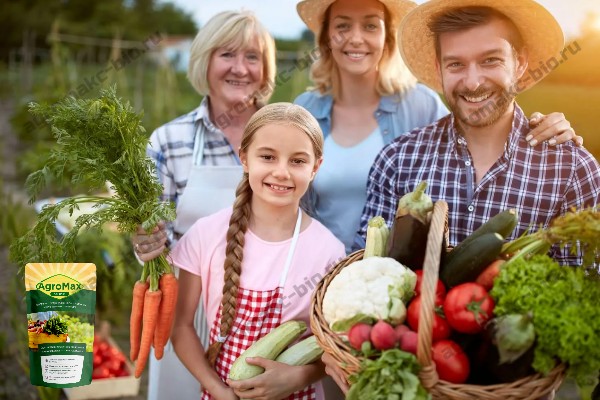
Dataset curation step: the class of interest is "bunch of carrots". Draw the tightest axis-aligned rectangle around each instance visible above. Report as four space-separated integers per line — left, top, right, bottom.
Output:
9 87 177 379
130 255 178 378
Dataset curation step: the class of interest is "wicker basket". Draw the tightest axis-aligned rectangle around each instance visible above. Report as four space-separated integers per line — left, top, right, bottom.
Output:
310 200 566 399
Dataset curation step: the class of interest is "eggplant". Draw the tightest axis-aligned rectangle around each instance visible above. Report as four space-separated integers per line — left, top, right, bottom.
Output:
474 315 537 384
386 181 433 270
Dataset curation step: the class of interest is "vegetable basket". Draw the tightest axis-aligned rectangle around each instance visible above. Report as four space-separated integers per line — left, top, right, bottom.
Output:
310 200 566 399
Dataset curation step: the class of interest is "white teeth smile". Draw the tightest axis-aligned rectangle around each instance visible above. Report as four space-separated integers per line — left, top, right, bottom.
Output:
268 184 290 191
227 80 248 86
345 52 366 59
463 93 492 103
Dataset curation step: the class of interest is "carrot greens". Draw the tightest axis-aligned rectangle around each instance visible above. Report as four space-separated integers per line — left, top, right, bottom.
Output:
10 87 175 277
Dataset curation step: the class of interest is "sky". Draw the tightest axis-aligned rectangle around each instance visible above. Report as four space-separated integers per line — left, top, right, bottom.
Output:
167 0 600 40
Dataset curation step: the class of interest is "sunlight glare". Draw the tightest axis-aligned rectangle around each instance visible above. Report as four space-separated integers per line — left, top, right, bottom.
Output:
592 14 600 31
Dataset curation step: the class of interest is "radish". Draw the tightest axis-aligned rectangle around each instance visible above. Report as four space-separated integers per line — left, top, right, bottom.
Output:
370 320 397 350
400 330 418 354
395 324 410 342
348 323 372 350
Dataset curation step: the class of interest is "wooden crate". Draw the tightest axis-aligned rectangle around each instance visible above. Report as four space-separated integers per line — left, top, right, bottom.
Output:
63 336 139 400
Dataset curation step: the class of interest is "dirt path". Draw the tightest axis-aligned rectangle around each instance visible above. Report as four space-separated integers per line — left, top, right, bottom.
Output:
0 99 39 399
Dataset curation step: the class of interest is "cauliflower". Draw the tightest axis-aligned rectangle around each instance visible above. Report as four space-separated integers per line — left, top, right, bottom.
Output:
322 257 416 331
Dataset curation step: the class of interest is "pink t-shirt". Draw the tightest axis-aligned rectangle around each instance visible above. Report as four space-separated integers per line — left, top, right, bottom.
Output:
170 206 346 336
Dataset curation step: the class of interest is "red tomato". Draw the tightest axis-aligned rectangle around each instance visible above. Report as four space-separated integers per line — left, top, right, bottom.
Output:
96 341 109 354
93 354 103 368
415 270 447 298
104 359 123 374
105 346 126 362
432 340 470 383
92 366 111 380
443 283 495 334
407 295 451 342
475 259 505 291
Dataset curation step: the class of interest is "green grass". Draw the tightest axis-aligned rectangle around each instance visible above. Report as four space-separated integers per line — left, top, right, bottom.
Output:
517 83 600 162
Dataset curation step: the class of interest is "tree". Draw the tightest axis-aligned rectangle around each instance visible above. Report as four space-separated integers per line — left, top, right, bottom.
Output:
0 0 197 62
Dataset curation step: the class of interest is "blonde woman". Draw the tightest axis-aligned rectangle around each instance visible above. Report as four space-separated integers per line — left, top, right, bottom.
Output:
132 10 276 400
294 0 582 253
170 103 345 400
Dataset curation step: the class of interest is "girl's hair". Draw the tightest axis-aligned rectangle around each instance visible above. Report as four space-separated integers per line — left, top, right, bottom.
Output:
310 3 416 99
187 10 277 105
206 103 323 365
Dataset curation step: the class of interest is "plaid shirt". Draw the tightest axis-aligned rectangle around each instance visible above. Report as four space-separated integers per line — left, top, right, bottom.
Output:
147 97 240 241
355 104 600 265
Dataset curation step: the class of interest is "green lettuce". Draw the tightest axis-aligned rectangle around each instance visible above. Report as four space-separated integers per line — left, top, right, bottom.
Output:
491 255 600 385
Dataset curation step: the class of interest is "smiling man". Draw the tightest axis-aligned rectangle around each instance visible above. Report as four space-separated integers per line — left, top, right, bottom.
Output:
354 0 600 265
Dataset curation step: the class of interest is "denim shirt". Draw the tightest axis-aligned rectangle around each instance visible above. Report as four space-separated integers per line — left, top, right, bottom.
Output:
294 83 449 146
294 83 449 224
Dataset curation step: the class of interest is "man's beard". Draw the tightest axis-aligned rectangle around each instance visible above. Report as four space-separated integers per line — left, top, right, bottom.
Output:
447 84 516 129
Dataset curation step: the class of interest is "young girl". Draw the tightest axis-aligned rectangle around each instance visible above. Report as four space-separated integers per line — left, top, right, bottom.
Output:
169 102 345 400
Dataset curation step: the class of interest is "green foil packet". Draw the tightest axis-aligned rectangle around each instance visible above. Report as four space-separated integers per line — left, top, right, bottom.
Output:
25 263 96 388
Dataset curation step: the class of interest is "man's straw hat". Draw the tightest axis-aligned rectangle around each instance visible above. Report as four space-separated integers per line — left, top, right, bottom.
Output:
297 0 417 35
399 0 565 93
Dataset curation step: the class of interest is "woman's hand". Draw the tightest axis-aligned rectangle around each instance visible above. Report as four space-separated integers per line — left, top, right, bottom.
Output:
132 221 167 262
227 358 314 400
527 112 583 147
321 352 349 394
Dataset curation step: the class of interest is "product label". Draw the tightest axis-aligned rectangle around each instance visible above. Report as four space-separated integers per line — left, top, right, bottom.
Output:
26 263 96 388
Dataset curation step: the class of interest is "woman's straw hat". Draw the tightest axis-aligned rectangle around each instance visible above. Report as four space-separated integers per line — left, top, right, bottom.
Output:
297 0 417 35
399 0 565 93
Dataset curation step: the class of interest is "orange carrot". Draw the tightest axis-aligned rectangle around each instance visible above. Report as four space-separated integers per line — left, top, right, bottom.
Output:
153 273 179 360
129 280 149 362
135 289 162 378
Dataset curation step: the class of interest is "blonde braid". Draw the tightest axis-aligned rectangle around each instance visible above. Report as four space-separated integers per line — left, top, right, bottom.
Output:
206 175 252 366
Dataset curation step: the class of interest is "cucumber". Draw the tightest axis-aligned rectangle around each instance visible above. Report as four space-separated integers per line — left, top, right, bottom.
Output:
228 320 307 380
440 233 504 288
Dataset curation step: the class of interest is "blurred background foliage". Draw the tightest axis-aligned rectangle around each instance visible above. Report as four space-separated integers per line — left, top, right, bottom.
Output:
0 0 197 61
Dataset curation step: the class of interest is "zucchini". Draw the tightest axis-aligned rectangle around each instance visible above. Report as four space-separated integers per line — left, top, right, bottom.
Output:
274 335 323 365
228 320 307 380
364 216 389 258
440 233 504 288
469 209 518 241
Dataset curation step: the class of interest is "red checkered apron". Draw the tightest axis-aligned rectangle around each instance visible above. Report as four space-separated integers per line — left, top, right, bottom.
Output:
201 212 316 400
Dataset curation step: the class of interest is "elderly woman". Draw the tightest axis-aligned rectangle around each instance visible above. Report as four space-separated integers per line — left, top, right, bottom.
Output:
134 10 276 400
294 0 582 254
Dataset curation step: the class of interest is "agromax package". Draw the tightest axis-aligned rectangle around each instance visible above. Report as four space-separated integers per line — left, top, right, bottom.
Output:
25 263 96 388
